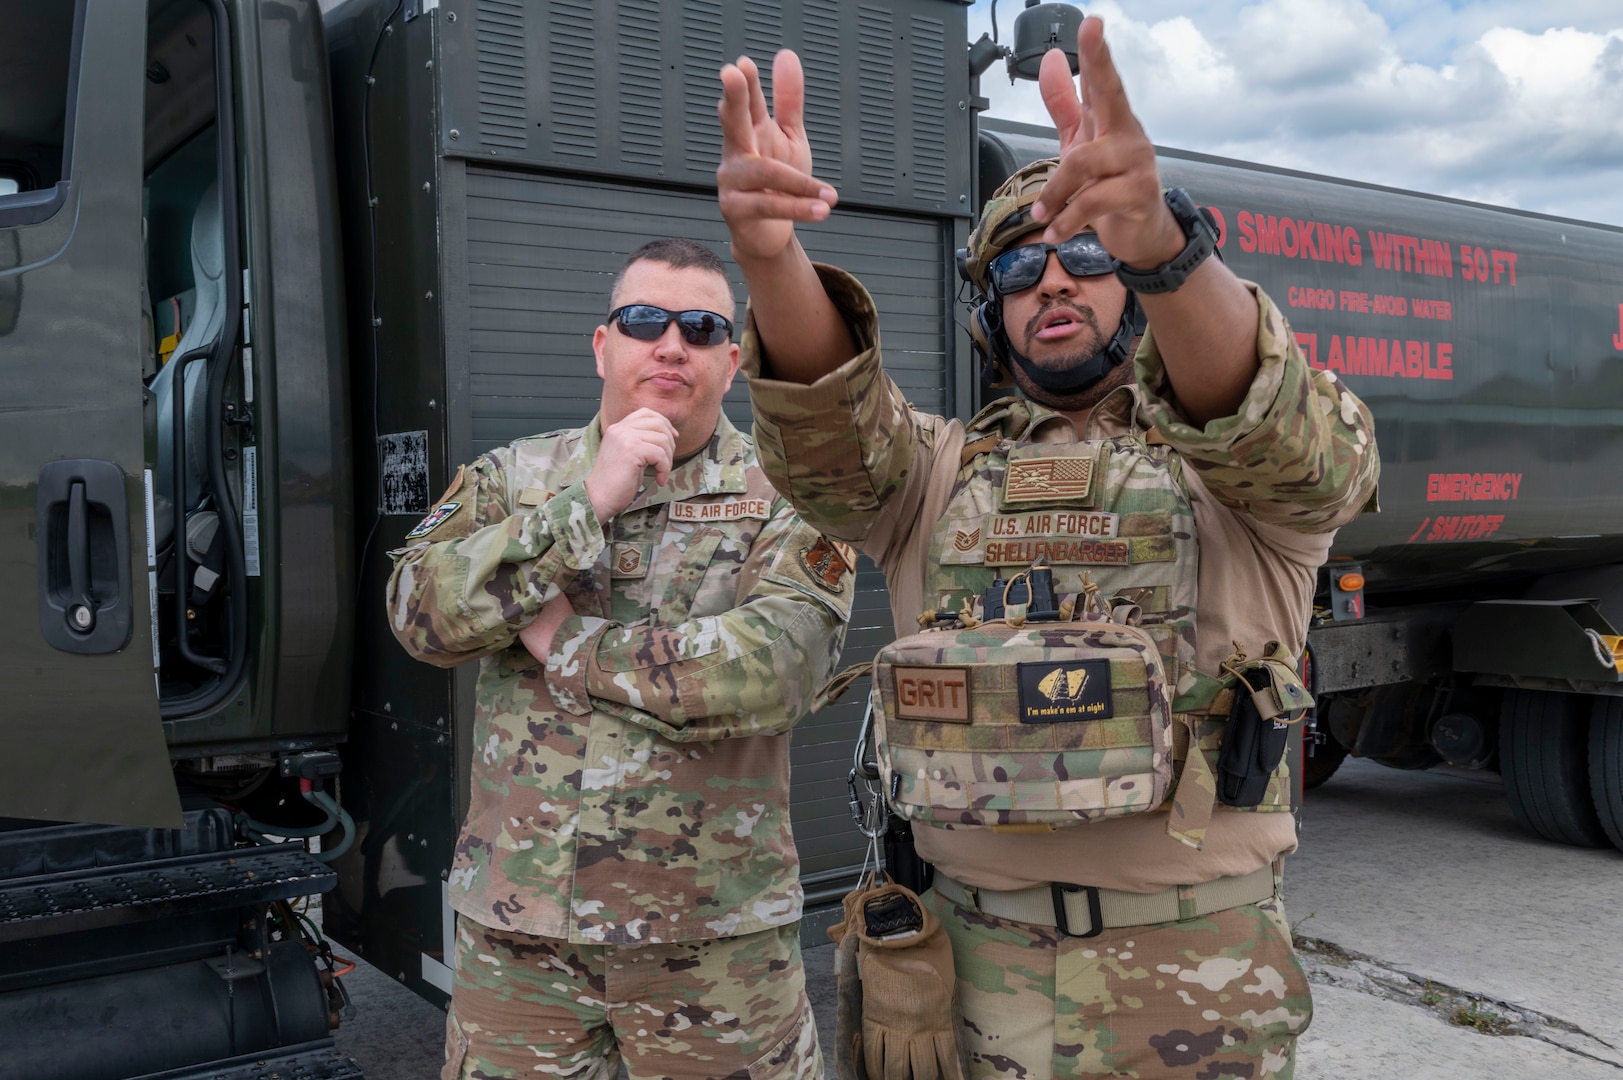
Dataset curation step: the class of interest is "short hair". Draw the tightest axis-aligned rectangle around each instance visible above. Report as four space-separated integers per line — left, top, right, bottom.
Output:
608 238 732 315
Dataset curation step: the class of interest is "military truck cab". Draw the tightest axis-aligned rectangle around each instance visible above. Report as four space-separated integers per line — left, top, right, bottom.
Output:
1 1 355 1076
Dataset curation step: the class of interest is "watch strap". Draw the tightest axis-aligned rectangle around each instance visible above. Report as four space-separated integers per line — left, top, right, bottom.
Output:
1112 187 1217 295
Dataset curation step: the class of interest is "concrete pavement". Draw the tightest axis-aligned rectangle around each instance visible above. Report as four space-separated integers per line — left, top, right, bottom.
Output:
332 757 1623 1077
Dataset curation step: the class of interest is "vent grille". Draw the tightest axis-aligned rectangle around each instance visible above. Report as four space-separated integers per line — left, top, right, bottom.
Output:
909 15 947 200
548 0 597 158
802 0 842 187
742 1 782 130
681 0 725 167
617 1 662 165
475 0 527 150
856 5 895 196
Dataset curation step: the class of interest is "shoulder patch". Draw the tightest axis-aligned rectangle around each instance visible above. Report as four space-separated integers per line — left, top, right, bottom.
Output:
763 525 857 620
801 537 854 594
405 501 462 539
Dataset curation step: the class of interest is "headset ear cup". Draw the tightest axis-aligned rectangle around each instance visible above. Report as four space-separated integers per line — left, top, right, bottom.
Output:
970 301 1013 393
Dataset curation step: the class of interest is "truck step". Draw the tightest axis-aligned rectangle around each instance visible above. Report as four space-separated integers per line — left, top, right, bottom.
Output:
128 1041 364 1080
0 842 335 943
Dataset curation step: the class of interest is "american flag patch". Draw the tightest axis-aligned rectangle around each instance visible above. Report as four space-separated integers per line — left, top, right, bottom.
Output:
1003 456 1095 506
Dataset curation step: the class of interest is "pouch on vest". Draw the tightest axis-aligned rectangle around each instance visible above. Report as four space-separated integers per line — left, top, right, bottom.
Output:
872 616 1176 828
1216 643 1313 808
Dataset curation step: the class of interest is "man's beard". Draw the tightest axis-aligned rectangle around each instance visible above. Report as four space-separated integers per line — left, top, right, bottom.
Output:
1008 299 1133 411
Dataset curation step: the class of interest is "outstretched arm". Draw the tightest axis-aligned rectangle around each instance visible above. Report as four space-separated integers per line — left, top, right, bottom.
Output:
716 50 856 384
1030 17 1259 427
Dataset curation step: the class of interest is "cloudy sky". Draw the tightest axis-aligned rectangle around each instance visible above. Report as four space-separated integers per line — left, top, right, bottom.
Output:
969 0 1623 227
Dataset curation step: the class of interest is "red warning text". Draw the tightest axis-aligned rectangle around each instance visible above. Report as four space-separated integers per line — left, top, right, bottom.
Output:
1367 232 1453 278
1459 245 1518 285
1237 212 1362 265
1409 515 1506 543
1298 333 1452 380
1426 473 1522 502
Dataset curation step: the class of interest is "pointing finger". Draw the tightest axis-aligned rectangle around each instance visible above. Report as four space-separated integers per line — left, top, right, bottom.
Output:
770 49 806 140
740 54 770 130
1038 46 1083 155
717 63 756 156
1075 16 1143 144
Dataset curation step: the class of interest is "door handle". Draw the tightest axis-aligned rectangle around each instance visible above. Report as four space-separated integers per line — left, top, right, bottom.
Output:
66 480 96 633
38 459 133 655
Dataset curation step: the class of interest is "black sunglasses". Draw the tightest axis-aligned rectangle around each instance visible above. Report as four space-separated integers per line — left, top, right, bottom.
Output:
608 304 733 347
988 232 1116 295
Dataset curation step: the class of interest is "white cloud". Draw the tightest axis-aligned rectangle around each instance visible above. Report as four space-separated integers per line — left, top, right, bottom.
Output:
970 0 1623 226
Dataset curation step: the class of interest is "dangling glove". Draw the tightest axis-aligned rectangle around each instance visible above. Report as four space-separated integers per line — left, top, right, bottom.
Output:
829 875 879 1080
853 882 970 1080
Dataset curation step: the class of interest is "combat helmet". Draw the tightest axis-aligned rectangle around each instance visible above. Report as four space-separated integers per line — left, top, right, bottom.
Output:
956 157 1142 397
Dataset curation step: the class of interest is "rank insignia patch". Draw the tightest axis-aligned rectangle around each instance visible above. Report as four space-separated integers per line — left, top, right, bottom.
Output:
1017 659 1113 723
611 541 651 579
801 537 854 593
954 528 981 552
405 501 461 540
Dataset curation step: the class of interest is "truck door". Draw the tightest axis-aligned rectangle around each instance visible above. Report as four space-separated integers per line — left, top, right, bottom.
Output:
0 0 180 829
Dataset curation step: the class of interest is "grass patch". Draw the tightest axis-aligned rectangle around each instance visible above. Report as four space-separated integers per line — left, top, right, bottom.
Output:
1451 998 1511 1035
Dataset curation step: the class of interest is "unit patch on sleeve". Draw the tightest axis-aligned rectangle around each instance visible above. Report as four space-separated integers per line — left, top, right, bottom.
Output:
405 501 463 540
801 537 854 593
1017 659 1114 723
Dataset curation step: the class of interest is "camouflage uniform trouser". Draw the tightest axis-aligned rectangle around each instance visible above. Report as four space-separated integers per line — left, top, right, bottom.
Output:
443 914 822 1080
923 888 1312 1079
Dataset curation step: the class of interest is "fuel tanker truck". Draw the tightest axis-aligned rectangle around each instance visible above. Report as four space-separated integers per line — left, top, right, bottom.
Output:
0 0 1619 1076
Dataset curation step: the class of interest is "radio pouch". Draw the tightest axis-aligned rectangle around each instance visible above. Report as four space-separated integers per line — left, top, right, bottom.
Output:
1215 643 1313 808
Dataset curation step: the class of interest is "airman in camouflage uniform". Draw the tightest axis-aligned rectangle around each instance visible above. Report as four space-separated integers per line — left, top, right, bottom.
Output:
387 239 850 1079
716 22 1378 1080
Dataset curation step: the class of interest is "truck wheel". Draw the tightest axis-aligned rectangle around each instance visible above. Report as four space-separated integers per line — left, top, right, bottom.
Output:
1302 732 1348 789
1500 689 1609 847
1590 697 1623 850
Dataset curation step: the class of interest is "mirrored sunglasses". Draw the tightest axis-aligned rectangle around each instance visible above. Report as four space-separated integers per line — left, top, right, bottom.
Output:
609 304 733 347
988 232 1116 295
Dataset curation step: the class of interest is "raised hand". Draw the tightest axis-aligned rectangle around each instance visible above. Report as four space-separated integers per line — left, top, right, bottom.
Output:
716 51 839 265
1028 17 1184 271
585 408 678 523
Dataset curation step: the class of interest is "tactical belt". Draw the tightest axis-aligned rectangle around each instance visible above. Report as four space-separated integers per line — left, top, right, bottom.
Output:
932 863 1278 938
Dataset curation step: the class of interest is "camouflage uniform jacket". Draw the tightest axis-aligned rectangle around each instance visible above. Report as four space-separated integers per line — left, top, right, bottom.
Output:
743 266 1379 890
386 413 854 944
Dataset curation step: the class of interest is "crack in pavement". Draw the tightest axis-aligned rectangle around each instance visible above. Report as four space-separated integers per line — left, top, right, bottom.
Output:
1295 935 1623 1069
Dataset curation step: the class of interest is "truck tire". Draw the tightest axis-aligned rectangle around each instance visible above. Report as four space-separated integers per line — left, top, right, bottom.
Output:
1302 733 1348 789
1590 696 1623 850
1500 689 1610 847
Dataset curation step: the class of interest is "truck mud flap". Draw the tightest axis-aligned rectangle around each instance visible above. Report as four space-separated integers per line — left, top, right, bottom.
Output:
0 841 335 944
127 1040 364 1080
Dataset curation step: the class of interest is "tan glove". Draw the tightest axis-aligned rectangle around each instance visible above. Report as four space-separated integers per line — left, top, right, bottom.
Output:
829 875 879 1080
853 883 970 1080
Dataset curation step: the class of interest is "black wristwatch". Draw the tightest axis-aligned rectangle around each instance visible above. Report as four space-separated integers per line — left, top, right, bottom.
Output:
1112 187 1217 295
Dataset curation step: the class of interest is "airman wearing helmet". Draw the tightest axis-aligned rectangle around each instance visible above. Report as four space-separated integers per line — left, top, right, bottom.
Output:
717 15 1379 1079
